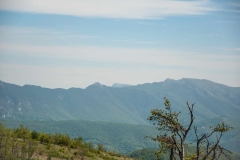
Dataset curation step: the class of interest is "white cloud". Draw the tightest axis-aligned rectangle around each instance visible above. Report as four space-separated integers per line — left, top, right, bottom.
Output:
0 0 216 19
1 43 239 71
0 25 97 40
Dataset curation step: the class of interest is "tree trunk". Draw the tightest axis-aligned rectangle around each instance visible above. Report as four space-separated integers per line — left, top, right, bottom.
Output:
170 147 174 160
181 144 185 160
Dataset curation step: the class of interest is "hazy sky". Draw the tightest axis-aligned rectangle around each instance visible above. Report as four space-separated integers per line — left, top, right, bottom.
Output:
0 0 239 89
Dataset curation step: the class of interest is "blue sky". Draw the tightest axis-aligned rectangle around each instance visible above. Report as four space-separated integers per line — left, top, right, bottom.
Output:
0 0 239 88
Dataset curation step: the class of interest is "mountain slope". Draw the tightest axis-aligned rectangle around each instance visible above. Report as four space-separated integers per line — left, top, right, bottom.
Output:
133 78 240 121
0 79 240 124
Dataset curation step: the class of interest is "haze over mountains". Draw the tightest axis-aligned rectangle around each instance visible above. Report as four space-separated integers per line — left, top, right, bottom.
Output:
0 78 240 124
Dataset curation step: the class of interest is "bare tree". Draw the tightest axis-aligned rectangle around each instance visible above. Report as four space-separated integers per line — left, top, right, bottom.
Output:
147 97 233 160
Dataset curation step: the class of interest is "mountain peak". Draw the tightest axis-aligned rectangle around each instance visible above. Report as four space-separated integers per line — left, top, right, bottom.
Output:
86 82 105 89
93 82 102 86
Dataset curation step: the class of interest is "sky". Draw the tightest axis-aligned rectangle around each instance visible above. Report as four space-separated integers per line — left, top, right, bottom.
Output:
0 0 239 89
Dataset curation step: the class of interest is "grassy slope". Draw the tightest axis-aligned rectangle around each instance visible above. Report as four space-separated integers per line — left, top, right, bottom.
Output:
0 122 133 160
30 143 133 160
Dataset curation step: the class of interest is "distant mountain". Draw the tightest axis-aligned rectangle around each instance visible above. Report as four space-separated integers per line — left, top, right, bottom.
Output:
0 79 240 124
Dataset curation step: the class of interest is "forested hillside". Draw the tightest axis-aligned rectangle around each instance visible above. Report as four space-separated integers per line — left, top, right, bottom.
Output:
1 117 240 154
1 78 240 124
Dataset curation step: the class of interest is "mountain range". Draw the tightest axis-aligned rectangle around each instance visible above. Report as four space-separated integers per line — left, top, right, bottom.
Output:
0 78 240 124
1 78 240 153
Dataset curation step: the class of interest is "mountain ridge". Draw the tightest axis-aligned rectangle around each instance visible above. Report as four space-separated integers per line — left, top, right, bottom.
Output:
0 78 239 124
2 78 239 90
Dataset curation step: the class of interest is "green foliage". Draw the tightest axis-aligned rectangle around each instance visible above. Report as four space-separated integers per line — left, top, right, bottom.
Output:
129 148 157 160
0 122 132 160
0 122 37 160
31 130 39 140
53 133 71 146
98 143 104 151
14 124 31 140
